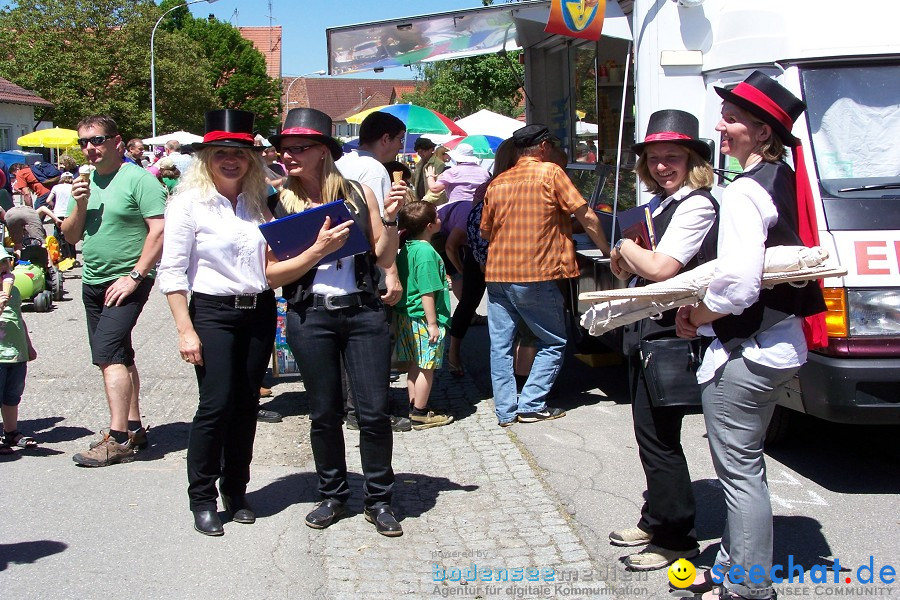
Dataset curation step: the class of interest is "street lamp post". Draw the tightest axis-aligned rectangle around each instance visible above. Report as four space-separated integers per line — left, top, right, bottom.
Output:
151 0 219 138
283 70 326 120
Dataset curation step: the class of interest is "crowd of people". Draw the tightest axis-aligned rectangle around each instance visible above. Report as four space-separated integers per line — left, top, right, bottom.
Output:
0 71 826 600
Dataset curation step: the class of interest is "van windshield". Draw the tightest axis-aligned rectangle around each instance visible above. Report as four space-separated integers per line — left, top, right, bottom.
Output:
801 64 900 198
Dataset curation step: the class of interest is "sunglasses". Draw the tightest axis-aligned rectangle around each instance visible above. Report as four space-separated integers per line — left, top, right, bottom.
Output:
77 135 113 148
282 144 321 155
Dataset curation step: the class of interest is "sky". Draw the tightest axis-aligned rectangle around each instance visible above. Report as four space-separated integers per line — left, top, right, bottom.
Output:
187 0 491 79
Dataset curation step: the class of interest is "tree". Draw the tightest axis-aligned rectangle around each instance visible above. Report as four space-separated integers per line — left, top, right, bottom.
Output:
0 0 214 137
402 52 524 120
164 0 281 134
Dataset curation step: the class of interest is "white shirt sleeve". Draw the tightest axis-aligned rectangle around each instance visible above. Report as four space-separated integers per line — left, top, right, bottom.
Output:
702 177 778 315
157 195 195 294
654 195 717 266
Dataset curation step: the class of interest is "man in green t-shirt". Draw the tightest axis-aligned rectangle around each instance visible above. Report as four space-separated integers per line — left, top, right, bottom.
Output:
62 115 166 468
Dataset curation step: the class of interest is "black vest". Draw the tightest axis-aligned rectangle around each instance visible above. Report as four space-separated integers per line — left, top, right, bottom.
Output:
712 161 827 351
625 189 719 346
267 181 380 306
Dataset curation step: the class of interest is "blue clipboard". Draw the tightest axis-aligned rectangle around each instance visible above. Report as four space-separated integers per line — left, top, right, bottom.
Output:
259 199 370 263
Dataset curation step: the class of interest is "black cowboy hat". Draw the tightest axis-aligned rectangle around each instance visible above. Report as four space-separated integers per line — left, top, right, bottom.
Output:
269 108 343 160
715 70 806 146
631 109 712 161
192 109 263 151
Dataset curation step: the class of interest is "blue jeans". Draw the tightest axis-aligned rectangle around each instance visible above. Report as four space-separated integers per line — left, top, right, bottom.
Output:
486 281 568 424
286 298 394 509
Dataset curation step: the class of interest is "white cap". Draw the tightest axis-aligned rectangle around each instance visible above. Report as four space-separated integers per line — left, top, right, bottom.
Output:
448 143 478 164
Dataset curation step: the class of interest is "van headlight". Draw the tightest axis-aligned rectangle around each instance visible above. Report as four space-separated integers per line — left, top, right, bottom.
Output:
847 289 900 336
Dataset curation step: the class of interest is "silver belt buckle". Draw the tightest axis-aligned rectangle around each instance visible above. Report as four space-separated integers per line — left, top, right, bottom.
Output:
235 293 257 310
323 293 339 311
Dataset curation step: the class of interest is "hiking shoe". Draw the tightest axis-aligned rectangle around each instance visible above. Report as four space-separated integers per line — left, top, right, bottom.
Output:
73 434 135 467
517 407 566 423
623 544 699 571
390 416 412 432
89 427 149 452
410 410 454 430
609 526 652 547
345 413 359 430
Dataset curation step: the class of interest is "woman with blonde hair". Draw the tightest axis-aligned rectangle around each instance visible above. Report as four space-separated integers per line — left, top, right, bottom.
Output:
266 108 404 537
157 109 275 536
608 109 719 572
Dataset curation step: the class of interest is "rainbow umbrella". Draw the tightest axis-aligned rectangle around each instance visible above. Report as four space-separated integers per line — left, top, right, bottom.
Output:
346 104 466 136
443 134 504 159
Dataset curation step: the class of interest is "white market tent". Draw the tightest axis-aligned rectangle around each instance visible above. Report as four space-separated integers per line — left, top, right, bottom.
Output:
455 109 525 140
576 121 599 135
142 130 202 146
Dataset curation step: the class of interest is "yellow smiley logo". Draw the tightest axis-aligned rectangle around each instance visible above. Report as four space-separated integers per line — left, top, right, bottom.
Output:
668 558 697 589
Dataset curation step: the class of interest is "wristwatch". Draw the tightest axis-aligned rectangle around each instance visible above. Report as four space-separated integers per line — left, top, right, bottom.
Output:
381 218 398 227
129 269 145 282
614 238 626 253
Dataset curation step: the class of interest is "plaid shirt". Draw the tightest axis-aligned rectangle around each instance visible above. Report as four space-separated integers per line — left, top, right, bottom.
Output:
481 156 586 282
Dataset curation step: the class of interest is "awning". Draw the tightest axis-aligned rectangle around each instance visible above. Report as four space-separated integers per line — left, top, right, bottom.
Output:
326 0 631 76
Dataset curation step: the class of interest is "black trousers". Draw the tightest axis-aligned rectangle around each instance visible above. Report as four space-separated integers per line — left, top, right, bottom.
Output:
449 248 487 340
186 291 276 511
631 359 699 551
286 298 394 509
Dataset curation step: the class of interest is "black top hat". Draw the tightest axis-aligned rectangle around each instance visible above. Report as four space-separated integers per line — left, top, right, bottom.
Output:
631 109 711 161
192 109 263 151
715 70 806 146
269 108 343 160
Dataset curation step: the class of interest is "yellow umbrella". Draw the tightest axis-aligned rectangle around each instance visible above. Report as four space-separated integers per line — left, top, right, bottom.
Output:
17 127 80 150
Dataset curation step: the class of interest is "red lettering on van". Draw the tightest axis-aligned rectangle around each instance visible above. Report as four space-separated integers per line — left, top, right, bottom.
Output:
855 241 891 275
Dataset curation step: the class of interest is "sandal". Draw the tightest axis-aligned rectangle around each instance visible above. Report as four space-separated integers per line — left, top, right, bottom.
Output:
673 569 716 594
447 362 465 377
3 431 38 449
0 444 14 455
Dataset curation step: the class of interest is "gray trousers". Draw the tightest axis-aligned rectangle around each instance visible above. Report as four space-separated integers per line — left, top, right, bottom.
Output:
702 352 799 599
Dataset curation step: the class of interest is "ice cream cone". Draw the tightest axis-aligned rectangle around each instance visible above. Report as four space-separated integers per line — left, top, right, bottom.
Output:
76 165 93 183
392 171 404 184
2 276 13 295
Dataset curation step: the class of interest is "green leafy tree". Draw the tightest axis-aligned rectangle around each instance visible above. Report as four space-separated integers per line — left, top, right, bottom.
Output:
402 53 524 120
0 0 214 137
164 0 281 134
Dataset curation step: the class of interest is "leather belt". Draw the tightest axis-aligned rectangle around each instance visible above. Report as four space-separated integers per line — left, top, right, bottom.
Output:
302 292 375 311
193 290 273 310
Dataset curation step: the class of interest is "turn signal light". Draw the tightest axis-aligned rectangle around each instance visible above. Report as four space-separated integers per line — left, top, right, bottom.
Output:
822 287 847 337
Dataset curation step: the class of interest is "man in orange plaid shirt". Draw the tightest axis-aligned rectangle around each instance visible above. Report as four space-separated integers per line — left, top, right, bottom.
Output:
481 125 610 427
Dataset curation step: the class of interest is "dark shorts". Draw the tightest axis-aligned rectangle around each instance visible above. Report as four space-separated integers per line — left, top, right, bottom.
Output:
83 277 154 366
0 362 27 406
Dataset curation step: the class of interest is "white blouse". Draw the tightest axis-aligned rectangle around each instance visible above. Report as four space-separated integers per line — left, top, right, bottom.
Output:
157 190 269 296
653 186 718 267
695 175 807 383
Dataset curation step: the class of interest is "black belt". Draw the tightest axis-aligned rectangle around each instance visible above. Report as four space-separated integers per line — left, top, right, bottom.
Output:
300 292 376 311
193 289 273 310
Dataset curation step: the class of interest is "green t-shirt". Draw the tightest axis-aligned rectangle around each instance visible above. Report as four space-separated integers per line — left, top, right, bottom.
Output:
0 286 29 363
77 162 166 285
396 239 451 327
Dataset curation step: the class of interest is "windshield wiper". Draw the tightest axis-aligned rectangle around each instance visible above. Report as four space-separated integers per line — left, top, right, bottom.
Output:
838 183 900 192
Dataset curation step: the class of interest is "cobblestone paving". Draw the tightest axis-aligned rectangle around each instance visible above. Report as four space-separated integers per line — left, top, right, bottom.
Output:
5 265 615 600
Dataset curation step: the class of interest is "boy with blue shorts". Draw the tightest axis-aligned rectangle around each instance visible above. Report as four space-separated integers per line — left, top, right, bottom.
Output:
0 247 39 454
395 202 454 430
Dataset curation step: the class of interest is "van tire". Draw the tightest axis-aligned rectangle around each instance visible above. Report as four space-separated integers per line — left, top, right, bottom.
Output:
765 405 792 446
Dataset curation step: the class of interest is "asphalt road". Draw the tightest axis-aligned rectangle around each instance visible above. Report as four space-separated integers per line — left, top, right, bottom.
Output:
461 323 900 599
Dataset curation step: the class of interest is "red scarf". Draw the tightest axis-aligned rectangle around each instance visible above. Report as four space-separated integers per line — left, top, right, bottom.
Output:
792 145 828 350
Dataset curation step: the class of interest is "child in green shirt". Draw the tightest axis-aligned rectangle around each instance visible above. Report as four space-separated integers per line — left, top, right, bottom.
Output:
0 247 38 454
395 202 454 430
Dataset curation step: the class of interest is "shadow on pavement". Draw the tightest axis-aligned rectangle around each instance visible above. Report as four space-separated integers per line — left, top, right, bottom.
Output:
0 540 68 571
19 416 94 445
766 415 900 494
248 470 479 521
136 420 191 459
